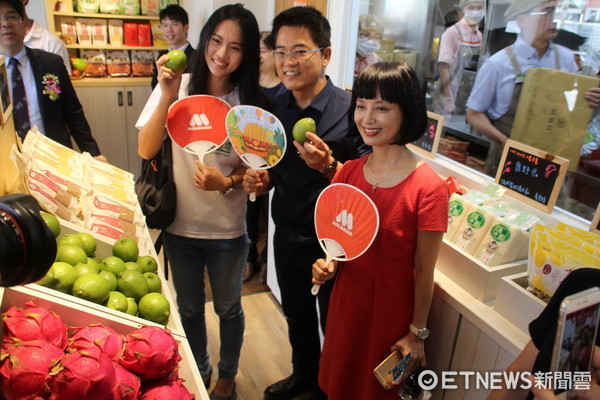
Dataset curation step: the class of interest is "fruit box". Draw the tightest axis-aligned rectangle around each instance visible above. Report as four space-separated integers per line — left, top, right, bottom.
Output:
30 218 185 337
493 272 547 334
436 239 528 303
0 284 208 399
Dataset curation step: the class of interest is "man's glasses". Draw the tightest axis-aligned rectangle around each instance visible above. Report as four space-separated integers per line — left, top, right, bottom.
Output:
0 15 22 23
272 48 323 62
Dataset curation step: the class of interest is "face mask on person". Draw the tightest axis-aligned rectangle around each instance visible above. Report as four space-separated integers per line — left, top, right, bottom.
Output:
464 10 485 24
356 37 380 57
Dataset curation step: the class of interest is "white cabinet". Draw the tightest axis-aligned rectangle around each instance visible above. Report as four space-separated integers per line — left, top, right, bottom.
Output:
75 84 151 177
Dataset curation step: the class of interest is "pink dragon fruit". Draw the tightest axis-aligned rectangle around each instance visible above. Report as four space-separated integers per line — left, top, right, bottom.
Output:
119 326 181 380
0 340 64 400
68 324 124 361
49 347 116 400
3 302 68 349
112 363 141 400
140 378 195 400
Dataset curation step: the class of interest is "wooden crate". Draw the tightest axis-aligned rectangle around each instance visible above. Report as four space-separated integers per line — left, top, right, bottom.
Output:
493 272 547 334
436 239 527 303
30 218 185 336
0 285 208 399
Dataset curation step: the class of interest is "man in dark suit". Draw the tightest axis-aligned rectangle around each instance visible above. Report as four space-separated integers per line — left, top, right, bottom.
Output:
150 4 194 89
0 0 105 161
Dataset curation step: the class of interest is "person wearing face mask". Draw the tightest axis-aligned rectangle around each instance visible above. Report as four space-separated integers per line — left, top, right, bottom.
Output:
435 0 484 116
354 13 383 78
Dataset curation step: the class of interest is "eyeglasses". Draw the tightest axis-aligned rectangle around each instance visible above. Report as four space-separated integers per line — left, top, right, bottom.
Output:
272 47 323 62
358 31 382 42
527 7 556 17
0 15 22 23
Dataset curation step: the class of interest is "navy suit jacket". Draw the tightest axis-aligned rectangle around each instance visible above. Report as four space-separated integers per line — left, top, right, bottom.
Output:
26 47 100 156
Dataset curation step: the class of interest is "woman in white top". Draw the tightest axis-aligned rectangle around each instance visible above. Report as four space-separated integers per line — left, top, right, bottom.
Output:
136 4 265 399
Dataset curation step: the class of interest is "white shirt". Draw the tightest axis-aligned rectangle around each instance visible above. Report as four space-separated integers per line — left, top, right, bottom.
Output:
136 74 247 239
24 20 71 74
6 47 43 135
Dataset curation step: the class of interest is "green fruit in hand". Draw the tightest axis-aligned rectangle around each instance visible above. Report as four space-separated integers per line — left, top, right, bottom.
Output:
137 255 158 273
125 297 138 316
72 273 111 304
143 272 162 293
40 211 60 238
71 57 86 72
164 49 187 73
106 291 128 312
292 117 316 143
138 293 170 324
112 238 139 263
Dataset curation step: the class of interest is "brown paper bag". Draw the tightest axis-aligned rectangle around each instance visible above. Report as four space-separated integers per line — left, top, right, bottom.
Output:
0 117 25 195
510 68 599 171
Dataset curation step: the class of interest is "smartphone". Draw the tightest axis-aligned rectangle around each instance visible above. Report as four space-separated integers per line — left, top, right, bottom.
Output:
550 286 600 398
374 351 411 390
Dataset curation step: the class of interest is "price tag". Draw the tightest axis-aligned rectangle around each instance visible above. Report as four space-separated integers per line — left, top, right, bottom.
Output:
407 111 443 158
495 139 569 213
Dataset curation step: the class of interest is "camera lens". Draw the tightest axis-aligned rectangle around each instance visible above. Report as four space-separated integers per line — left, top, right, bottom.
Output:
0 194 56 287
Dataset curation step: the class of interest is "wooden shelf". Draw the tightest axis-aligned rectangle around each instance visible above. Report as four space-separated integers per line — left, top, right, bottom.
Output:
71 76 151 87
66 44 167 51
53 11 159 20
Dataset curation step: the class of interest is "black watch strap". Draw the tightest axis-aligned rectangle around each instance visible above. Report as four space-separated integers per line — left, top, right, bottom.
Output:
322 159 339 181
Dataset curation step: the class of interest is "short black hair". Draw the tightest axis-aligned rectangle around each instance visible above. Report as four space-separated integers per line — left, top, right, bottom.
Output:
350 62 427 146
159 4 189 26
269 6 331 49
0 0 24 19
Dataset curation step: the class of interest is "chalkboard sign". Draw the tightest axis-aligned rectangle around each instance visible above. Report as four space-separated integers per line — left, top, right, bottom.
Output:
495 139 568 213
591 203 600 234
407 112 443 159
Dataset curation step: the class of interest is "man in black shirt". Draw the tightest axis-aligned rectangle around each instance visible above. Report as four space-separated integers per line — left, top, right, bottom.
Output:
242 7 367 400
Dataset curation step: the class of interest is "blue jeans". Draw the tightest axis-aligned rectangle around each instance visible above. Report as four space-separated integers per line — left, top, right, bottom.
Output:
163 232 247 379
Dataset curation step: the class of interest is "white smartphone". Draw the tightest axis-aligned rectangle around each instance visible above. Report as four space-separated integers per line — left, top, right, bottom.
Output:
551 286 600 398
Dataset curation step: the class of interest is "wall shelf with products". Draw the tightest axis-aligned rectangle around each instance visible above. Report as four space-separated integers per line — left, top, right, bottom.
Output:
65 44 164 51
52 11 160 21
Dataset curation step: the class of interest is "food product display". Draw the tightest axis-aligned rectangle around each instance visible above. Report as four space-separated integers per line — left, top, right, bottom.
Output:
1 303 194 400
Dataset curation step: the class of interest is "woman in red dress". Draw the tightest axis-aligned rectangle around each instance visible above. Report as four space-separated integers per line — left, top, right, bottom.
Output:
312 62 450 399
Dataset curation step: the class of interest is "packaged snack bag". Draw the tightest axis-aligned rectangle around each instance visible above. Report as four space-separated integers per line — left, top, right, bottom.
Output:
446 190 491 242
75 0 99 13
452 202 511 255
124 23 138 46
137 23 152 46
99 0 119 13
131 50 154 76
106 50 131 77
89 19 108 46
108 20 124 46
60 17 76 45
141 0 159 16
119 0 140 15
150 20 168 48
80 49 107 77
75 18 92 46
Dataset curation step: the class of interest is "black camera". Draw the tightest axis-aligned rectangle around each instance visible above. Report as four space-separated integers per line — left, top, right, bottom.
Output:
0 194 56 287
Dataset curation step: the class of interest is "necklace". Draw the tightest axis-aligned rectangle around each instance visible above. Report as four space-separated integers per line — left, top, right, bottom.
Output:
370 156 397 194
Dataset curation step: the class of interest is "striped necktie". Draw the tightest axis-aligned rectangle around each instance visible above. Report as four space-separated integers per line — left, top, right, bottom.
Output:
9 57 30 139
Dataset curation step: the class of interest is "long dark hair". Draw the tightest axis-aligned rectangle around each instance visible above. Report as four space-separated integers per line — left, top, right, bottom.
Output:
187 4 264 107
349 62 426 145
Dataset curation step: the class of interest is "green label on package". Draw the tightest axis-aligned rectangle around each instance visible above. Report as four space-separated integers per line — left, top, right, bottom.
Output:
466 211 486 228
490 224 512 242
448 201 464 217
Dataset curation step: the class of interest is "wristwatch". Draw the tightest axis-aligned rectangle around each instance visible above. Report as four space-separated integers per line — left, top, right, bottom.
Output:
322 159 339 181
410 324 430 340
222 176 235 195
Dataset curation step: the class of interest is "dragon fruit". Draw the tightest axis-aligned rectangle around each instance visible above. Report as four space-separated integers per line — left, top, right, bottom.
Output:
49 347 116 400
3 302 68 349
0 340 64 400
119 326 181 380
140 378 194 400
113 363 141 400
68 324 123 361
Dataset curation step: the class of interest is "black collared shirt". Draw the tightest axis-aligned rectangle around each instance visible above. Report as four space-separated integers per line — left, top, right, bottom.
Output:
269 78 369 238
